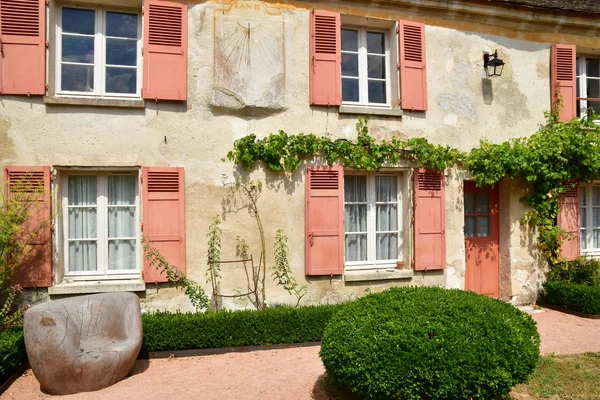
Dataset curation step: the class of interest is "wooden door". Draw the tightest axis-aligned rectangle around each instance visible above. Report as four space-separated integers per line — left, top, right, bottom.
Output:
464 181 499 298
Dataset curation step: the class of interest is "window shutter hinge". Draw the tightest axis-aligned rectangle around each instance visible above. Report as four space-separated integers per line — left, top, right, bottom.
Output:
396 26 400 33
411 216 415 223
45 83 49 90
141 48 144 56
45 41 49 48
399 99 403 106
50 225 54 232
397 63 401 70
45 0 49 5
141 223 144 232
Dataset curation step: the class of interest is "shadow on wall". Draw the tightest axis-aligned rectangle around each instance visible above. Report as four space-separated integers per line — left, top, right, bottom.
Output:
482 78 494 105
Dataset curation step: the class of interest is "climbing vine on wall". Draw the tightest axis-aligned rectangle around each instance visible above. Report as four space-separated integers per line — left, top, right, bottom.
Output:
225 118 465 172
225 110 600 270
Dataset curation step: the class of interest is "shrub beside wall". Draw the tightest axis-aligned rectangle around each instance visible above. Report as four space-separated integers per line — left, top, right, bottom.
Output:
320 287 540 400
543 280 600 315
0 328 26 385
142 303 345 352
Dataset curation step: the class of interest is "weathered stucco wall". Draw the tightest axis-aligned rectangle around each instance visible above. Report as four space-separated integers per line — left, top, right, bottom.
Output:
1 0 590 311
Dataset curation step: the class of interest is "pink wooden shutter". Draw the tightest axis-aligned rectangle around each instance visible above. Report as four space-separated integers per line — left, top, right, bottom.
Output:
305 166 344 275
0 0 46 95
558 185 580 261
4 166 52 287
413 169 445 270
399 20 427 111
551 44 576 122
309 10 341 106
142 0 187 101
142 167 186 283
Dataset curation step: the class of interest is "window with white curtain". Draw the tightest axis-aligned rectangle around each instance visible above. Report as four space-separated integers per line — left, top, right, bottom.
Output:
62 173 140 279
344 174 402 269
576 57 600 119
580 183 600 252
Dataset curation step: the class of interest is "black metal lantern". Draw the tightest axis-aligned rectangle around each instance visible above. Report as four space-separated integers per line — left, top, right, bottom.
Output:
483 50 505 77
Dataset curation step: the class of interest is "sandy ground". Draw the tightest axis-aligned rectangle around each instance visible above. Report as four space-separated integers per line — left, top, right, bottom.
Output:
3 308 600 400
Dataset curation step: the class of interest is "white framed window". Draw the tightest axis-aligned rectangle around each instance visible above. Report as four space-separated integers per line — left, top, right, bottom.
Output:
580 183 600 253
344 173 403 269
576 57 600 119
56 6 142 98
341 27 391 107
62 172 140 280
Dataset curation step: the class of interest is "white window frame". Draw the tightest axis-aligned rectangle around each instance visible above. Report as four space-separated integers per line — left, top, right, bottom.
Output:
576 56 600 122
344 172 403 270
341 26 392 108
56 5 143 99
580 183 600 255
61 171 141 280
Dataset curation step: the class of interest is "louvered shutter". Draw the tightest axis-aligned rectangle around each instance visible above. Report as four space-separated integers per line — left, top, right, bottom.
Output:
142 167 186 283
558 185 580 261
399 20 427 111
305 166 344 275
309 10 341 106
142 0 187 101
413 169 445 270
551 44 576 122
4 166 52 287
0 0 45 95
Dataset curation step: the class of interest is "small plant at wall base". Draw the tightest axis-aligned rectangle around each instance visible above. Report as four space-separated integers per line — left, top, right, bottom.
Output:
142 237 210 312
272 230 307 307
205 215 223 310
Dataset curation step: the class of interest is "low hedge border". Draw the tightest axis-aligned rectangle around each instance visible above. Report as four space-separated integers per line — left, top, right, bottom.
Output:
543 280 600 315
0 328 27 386
142 303 346 352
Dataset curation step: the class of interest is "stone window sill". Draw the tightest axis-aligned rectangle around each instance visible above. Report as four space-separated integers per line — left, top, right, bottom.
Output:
344 268 413 282
339 105 403 117
43 96 146 109
48 279 146 295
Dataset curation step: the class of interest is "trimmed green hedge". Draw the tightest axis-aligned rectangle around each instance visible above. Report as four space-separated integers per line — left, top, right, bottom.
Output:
0 328 26 384
142 303 345 352
543 280 600 314
320 287 540 400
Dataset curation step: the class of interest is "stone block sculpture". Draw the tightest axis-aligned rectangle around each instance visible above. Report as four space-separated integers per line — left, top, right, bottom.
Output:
23 292 143 395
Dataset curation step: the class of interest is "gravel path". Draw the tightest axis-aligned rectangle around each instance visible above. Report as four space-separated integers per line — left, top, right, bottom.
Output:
3 307 600 400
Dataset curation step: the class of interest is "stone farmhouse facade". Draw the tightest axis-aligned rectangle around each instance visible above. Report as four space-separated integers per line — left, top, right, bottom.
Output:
1 0 598 311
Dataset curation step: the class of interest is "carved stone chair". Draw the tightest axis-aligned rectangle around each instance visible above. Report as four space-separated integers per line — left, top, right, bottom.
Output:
23 292 143 395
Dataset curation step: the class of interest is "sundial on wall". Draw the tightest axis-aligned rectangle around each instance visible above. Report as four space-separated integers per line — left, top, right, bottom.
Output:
212 1 285 110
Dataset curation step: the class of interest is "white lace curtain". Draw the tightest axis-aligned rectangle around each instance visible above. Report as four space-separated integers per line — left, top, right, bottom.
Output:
68 176 97 272
108 176 136 271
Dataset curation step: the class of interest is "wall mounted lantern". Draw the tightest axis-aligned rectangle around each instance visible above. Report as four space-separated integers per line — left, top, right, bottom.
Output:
483 50 505 78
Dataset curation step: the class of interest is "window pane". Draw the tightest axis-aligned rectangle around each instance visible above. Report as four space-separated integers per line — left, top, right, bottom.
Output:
368 80 386 104
593 187 600 206
62 8 95 35
106 39 137 66
345 204 367 232
594 208 600 229
465 216 476 237
345 234 367 262
106 12 138 38
587 78 600 100
105 67 137 94
366 32 384 54
61 64 94 92
477 193 490 213
68 176 97 205
108 176 136 205
344 175 367 202
69 241 97 271
108 240 136 270
587 58 600 78
581 229 587 250
341 53 359 77
376 176 397 202
68 208 97 239
464 192 475 214
376 233 397 260
341 29 358 52
594 229 600 249
62 36 94 63
108 207 136 238
478 216 490 237
342 78 359 102
581 186 587 206
581 207 587 228
376 204 397 231
367 55 385 79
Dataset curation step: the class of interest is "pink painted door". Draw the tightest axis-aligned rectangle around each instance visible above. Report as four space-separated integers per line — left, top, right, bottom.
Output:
464 181 499 298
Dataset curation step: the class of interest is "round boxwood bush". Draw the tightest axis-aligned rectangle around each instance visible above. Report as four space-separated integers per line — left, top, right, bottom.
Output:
319 287 540 400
